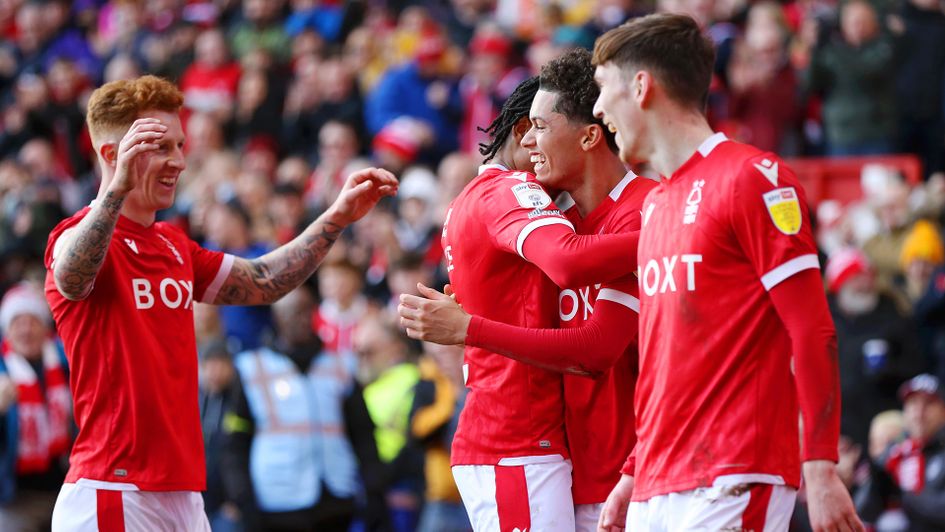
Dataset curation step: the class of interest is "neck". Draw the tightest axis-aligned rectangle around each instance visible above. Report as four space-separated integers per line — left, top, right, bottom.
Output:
647 106 715 178
569 151 628 217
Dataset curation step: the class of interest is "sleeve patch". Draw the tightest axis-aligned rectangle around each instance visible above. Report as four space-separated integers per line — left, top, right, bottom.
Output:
762 187 802 235
511 182 553 209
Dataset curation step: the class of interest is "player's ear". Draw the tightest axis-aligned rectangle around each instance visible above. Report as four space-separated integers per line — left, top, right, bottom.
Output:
581 124 604 152
636 70 654 108
99 142 119 168
512 116 531 142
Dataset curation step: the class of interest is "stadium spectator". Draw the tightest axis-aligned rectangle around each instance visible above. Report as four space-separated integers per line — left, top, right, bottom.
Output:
826 248 924 448
314 258 368 356
860 375 945 531
355 316 424 532
203 199 274 351
197 340 242 532
364 29 462 160
282 53 365 159
305 120 362 213
458 28 528 154
180 28 241 121
0 283 71 531
805 0 897 156
891 0 945 179
222 286 386 532
412 342 472 532
726 1 801 154
228 0 291 63
897 220 945 305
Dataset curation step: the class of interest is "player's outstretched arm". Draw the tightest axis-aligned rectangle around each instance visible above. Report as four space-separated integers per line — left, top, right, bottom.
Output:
521 226 640 288
213 168 397 306
53 118 167 300
399 283 636 377
769 269 864 532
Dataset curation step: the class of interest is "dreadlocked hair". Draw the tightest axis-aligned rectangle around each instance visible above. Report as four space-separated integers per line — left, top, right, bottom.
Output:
477 76 539 163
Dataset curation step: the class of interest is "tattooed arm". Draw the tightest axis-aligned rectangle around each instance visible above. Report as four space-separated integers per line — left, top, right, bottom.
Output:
53 119 168 300
212 167 398 306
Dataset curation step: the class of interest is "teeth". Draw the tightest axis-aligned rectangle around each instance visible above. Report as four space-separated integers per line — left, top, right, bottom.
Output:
608 124 617 133
530 154 546 163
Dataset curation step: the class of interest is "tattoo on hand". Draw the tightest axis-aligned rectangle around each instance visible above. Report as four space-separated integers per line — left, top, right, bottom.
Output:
216 220 344 305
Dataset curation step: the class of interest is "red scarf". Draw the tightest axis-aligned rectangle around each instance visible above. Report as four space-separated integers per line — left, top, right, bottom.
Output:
887 437 926 493
2 340 71 474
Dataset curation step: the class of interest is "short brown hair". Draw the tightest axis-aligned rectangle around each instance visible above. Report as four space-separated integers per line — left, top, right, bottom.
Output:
593 14 715 110
86 75 183 144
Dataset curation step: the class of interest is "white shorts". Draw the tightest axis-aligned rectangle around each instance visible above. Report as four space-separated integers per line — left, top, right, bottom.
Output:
51 481 211 532
575 502 604 532
452 455 575 532
628 482 796 532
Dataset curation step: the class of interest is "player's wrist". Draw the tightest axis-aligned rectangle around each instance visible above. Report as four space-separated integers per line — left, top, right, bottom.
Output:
802 459 839 483
321 205 353 229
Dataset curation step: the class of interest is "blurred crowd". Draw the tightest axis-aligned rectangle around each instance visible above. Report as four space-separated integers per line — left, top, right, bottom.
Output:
0 0 944 530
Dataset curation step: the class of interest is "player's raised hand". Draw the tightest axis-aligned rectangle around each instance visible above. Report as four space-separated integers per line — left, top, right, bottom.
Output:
598 474 633 531
110 118 167 195
803 460 865 532
328 167 398 225
398 283 470 345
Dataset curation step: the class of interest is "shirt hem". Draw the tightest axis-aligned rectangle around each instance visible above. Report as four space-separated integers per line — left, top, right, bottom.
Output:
631 471 799 502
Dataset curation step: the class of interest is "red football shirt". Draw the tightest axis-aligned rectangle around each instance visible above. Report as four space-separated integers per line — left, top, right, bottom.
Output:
559 173 656 504
633 133 821 500
444 164 573 465
44 208 232 491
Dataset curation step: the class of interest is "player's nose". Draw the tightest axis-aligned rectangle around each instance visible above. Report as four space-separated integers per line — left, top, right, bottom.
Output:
520 126 536 148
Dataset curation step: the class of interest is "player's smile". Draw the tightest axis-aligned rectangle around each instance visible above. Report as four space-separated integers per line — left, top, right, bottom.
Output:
530 151 547 174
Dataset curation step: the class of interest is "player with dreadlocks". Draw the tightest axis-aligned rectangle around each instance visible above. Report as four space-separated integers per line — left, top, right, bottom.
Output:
401 76 639 531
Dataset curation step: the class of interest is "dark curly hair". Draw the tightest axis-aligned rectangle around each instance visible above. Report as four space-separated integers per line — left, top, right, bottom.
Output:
478 76 540 163
539 48 618 154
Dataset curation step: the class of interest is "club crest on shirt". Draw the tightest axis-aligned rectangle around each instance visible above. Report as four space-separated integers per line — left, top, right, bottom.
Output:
156 233 185 265
511 182 552 209
763 187 802 235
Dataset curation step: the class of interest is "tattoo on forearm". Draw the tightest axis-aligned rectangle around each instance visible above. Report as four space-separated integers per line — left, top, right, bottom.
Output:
216 219 344 305
54 191 125 299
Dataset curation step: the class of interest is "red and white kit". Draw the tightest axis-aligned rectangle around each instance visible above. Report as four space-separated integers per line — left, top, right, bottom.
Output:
45 207 233 530
557 173 654 530
630 133 838 529
444 164 636 531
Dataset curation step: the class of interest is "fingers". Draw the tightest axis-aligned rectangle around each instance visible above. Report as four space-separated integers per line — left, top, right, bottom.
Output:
399 293 431 308
348 167 399 187
443 284 455 297
397 302 422 321
417 282 449 300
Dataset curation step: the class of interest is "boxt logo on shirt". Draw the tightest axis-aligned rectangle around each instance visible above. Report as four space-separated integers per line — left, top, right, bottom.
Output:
132 278 195 310
640 254 703 296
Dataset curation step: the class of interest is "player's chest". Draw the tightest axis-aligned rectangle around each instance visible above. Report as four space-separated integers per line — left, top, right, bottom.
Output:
638 179 734 297
105 231 195 311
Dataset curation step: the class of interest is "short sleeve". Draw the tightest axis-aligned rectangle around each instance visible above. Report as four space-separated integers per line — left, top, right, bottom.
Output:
186 237 234 303
730 154 820 291
481 173 574 257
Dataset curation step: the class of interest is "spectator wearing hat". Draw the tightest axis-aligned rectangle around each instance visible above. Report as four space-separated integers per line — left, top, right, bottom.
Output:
898 220 945 304
198 339 243 532
458 29 528 155
365 29 462 161
860 375 945 531
827 248 925 448
0 283 71 531
395 166 439 257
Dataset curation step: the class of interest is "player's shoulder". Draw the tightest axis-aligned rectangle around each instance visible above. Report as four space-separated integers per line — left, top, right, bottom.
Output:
716 141 793 185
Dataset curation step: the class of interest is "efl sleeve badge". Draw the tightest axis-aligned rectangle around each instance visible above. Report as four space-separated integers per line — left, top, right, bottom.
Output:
762 187 802 235
511 182 553 209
